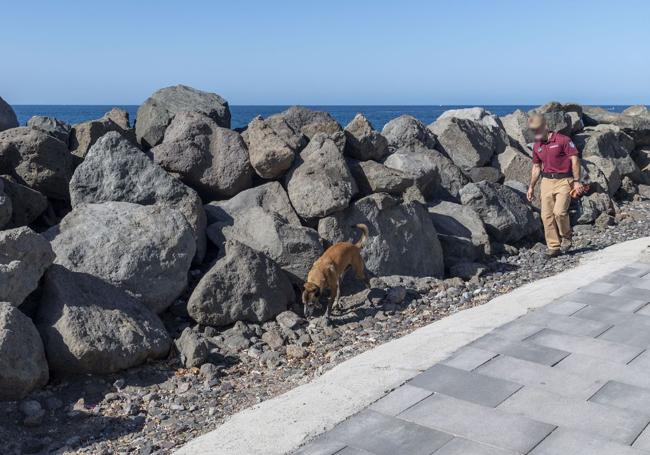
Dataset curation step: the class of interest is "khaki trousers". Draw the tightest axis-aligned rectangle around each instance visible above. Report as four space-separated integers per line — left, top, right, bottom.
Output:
540 177 572 250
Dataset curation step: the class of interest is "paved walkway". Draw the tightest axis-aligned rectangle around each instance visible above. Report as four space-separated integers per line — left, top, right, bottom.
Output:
295 262 650 455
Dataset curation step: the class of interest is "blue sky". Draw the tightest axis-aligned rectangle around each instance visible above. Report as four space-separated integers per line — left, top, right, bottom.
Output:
2 0 649 105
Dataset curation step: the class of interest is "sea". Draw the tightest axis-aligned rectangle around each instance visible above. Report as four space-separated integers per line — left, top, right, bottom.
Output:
12 105 634 131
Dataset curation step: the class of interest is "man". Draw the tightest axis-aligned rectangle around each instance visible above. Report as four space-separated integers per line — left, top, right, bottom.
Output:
526 113 583 257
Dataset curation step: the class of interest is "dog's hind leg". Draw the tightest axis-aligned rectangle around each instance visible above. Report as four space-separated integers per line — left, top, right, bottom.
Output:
352 253 370 289
332 278 342 311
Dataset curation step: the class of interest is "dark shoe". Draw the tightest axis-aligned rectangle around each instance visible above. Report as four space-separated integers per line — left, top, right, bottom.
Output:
545 248 560 258
561 237 573 253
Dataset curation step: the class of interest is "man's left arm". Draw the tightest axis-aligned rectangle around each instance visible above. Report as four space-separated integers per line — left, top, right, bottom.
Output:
566 139 581 190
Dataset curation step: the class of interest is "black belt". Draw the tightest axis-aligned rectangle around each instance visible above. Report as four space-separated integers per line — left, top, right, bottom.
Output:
542 172 572 179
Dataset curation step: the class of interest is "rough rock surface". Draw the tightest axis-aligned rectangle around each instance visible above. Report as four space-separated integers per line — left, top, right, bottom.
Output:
428 201 491 267
467 166 503 183
245 115 305 179
46 202 196 313
582 107 650 146
344 114 389 161
494 146 531 186
347 159 412 196
151 111 252 198
69 111 134 158
0 127 72 200
36 265 171 375
266 106 341 140
318 193 444 277
574 129 640 183
175 328 209 368
26 116 71 143
0 175 47 228
500 109 534 155
136 85 231 148
460 181 539 243
0 97 18 132
70 132 207 262
0 227 54 307
0 302 48 400
188 241 294 327
381 115 436 150
437 107 503 129
285 132 357 219
0 179 10 228
205 182 322 282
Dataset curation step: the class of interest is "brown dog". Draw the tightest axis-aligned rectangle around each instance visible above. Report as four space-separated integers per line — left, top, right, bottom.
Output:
302 224 369 319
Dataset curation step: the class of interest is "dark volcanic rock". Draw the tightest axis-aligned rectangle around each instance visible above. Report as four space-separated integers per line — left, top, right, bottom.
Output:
245 115 305 179
0 96 18 132
347 159 412 196
266 106 341 140
382 115 436 150
0 175 48 228
344 113 389 161
27 116 71 143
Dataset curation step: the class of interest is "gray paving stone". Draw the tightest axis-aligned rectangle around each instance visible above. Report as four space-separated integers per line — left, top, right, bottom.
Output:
520 311 611 337
476 355 601 399
556 353 650 390
433 438 519 455
369 384 432 416
526 329 643 363
498 387 649 444
490 320 543 341
632 424 650 451
326 410 452 455
560 291 647 313
598 321 650 348
293 438 346 455
336 448 375 455
530 428 648 455
409 364 521 407
541 300 587 316
590 381 650 416
440 347 497 371
611 285 650 301
399 393 555 454
628 350 650 370
619 264 650 277
635 304 650 317
580 281 623 294
601 273 641 285
470 334 569 366
572 304 638 326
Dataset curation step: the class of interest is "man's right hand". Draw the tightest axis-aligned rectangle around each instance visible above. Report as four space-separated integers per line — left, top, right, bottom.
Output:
527 186 535 202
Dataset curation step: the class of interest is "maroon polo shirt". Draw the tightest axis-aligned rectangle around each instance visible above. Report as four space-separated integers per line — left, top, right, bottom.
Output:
532 132 578 174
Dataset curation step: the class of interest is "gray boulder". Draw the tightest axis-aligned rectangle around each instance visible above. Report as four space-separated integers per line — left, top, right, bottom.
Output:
571 192 614 225
584 156 621 196
136 85 231 148
0 96 18 132
467 166 503 183
383 145 468 201
151 111 252 198
0 127 72 200
27 116 71 143
70 132 207 263
437 107 503 130
428 201 490 267
493 146 531 186
428 117 505 172
347 159 412 196
0 302 48 400
285 132 357 219
0 227 54 306
69 110 134 158
582 107 650 146
460 181 539 243
500 110 534 155
104 107 131 129
205 182 322 282
188 241 294 327
266 106 341 140
0 175 47 228
623 105 650 117
46 202 196 313
0 179 10 228
245 115 306 179
344 114 389 161
318 193 444 277
381 115 436 150
175 328 209 368
36 265 171 375
573 128 640 183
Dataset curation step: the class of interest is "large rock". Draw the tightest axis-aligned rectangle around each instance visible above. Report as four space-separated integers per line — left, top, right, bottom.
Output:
428 201 490 267
467 166 503 183
245 115 306 179
0 175 47 227
318 193 444 277
69 110 134 158
582 107 650 147
285 132 357 219
266 106 341 140
136 85 231 148
347 159 412 196
500 110 534 155
151 111 252 198
0 127 72 200
46 202 196 313
0 179 10 228
571 192 614 225
428 117 505 172
437 107 503 130
0 96 18 132
70 132 207 262
0 302 48 400
383 145 468 201
573 128 640 183
0 227 54 306
205 182 322 282
27 116 71 143
188 241 294 327
494 146 531 186
623 105 650 117
584 156 621 196
381 115 436 150
460 181 539 243
344 114 389 161
36 265 170 375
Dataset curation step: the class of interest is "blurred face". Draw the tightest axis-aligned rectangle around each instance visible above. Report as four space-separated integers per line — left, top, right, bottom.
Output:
533 125 549 142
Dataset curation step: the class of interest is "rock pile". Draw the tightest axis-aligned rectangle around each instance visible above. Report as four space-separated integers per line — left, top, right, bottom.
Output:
0 88 649 404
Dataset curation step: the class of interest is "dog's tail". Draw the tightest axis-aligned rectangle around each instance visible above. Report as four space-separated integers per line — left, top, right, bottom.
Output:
353 224 368 248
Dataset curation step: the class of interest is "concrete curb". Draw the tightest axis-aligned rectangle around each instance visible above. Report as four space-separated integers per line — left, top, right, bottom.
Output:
175 237 650 455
